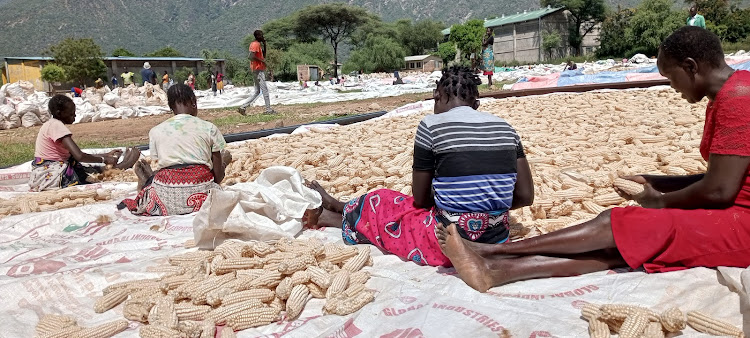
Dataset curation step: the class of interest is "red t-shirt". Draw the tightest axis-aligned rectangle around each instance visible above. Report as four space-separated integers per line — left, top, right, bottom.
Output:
249 41 266 72
700 70 750 207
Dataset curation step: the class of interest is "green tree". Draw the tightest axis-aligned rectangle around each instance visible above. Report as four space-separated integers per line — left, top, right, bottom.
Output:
144 47 183 57
542 0 607 55
596 6 635 58
684 0 730 24
350 15 398 48
41 64 66 84
276 41 334 80
265 49 284 81
295 3 369 78
111 47 136 57
437 42 457 64
394 19 446 55
449 19 485 63
625 0 683 57
542 31 562 60
46 38 107 85
173 67 194 85
253 16 301 51
723 8 750 43
344 36 406 73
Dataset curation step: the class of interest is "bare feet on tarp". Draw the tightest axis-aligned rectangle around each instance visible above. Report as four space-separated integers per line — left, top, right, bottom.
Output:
133 159 154 191
439 223 494 292
306 180 341 212
435 222 503 258
301 206 324 229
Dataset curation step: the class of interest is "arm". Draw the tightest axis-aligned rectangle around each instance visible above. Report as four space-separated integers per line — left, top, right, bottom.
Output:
511 158 534 209
412 170 434 209
211 151 225 184
637 154 750 209
60 136 118 165
638 174 705 193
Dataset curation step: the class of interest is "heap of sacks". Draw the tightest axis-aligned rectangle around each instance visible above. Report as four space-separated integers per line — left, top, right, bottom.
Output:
0 81 169 129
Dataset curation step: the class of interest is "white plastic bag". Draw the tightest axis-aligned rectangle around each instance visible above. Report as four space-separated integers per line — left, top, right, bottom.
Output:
103 92 120 106
21 112 41 128
15 102 39 116
4 83 26 99
0 104 14 120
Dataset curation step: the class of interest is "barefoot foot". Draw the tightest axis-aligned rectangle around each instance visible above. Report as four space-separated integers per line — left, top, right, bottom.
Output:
301 206 323 229
115 147 140 169
308 180 341 212
442 223 494 292
133 159 153 191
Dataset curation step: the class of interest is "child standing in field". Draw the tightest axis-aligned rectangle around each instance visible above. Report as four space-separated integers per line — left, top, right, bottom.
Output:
29 95 138 191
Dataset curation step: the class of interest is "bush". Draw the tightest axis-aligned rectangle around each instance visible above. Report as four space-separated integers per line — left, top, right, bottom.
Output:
437 42 457 64
41 64 67 83
196 70 210 90
344 36 405 73
173 67 194 85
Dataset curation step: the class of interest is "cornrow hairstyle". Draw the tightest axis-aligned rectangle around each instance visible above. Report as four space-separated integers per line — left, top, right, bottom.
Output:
436 66 482 103
659 26 724 68
48 94 73 118
167 83 196 110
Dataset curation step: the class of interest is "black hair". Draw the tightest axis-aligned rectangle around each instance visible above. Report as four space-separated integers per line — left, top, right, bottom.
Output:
48 95 73 118
254 30 263 39
436 66 482 102
659 26 724 68
167 83 196 110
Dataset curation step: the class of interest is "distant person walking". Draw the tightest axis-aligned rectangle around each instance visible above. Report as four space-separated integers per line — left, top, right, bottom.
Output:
111 75 118 88
482 27 495 87
141 62 156 86
209 71 217 97
121 68 135 87
216 71 224 95
238 30 275 115
187 73 196 90
687 6 706 29
162 71 170 91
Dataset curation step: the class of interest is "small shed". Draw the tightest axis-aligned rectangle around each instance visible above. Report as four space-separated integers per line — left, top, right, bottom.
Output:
297 64 321 81
1 57 53 91
404 55 443 72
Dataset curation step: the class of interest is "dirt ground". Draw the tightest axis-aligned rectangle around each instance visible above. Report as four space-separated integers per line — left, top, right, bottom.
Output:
0 93 430 147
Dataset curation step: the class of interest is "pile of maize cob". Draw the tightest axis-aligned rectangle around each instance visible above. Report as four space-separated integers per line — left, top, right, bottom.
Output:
0 186 115 219
35 238 375 337
581 303 744 337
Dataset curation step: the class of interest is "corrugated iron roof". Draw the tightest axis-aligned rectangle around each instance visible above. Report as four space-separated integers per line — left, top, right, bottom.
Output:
404 55 433 62
441 6 565 35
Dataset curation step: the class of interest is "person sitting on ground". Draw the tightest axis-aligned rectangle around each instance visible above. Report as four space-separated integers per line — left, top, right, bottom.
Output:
304 66 533 266
119 84 227 216
29 95 139 191
563 60 578 71
434 26 750 292
70 87 83 97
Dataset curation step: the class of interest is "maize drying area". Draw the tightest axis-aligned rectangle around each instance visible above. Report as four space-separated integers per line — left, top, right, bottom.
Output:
36 238 375 337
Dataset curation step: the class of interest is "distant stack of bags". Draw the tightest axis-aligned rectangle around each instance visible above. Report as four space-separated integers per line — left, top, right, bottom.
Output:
0 81 169 130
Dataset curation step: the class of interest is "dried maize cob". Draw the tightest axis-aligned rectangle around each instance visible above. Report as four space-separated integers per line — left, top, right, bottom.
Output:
221 289 276 306
225 306 280 331
552 189 591 202
275 277 294 300
213 257 264 275
209 299 264 325
160 274 193 291
246 270 283 289
306 282 327 298
189 272 236 304
642 322 665 338
123 298 156 322
168 251 216 266
198 320 215 338
618 311 648 338
323 246 358 264
94 287 129 313
174 303 211 321
148 297 178 329
593 193 626 206
318 260 340 273
139 325 185 338
290 270 311 285
326 270 351 299
102 278 160 295
613 178 644 195
600 304 658 322
342 247 370 272
285 284 311 320
686 311 743 337
36 314 77 336
588 318 610 338
70 319 128 338
206 286 235 307
175 320 202 338
580 303 601 320
582 201 606 214
341 283 366 299
549 200 575 217
269 297 285 311
129 287 165 301
659 307 685 332
251 241 276 257
41 325 82 338
219 326 236 338
349 271 370 285
306 266 332 289
323 290 374 316
278 256 314 274
235 269 266 279
215 240 245 259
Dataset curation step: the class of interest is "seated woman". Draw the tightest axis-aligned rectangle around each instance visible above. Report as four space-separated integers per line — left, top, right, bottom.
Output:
119 84 226 216
29 95 138 192
436 27 750 292
306 66 534 266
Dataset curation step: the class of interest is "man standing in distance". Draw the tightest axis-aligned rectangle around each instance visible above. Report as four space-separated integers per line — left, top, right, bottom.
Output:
687 6 706 29
238 30 276 115
141 62 156 86
121 68 134 87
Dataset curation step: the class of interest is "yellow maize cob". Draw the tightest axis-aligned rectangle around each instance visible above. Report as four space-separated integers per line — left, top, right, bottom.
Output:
94 287 129 313
225 306 280 331
209 299 264 325
613 178 644 195
306 266 332 289
349 271 370 285
123 298 156 323
70 319 128 338
148 296 178 329
618 311 648 338
250 241 276 257
323 290 374 316
139 325 186 338
306 282 326 299
659 307 685 332
285 284 311 320
36 314 77 336
686 311 743 337
221 289 276 306
174 303 211 321
342 247 370 272
326 270 351 299
642 322 665 338
588 318 610 338
593 193 626 206
219 326 236 338
41 325 82 338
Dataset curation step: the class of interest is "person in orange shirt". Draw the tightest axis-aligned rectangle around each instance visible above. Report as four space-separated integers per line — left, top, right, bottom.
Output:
238 30 276 115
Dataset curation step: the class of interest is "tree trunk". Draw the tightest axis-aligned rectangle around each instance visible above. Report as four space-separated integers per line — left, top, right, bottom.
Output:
333 42 339 79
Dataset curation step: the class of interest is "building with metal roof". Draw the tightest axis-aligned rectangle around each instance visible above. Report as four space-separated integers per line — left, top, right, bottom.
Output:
442 6 601 63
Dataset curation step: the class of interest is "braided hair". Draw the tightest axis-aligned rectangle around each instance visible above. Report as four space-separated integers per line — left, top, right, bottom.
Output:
48 94 73 118
167 83 196 110
436 66 482 103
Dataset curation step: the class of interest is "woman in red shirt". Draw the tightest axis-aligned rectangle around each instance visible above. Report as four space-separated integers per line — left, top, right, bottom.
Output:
437 26 750 292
